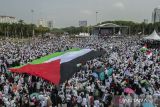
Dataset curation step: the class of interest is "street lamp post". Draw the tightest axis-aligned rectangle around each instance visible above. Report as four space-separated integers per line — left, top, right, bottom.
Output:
31 9 34 23
96 12 98 25
31 9 34 37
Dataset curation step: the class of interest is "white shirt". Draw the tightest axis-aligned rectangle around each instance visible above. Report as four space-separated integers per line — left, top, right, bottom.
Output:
41 97 48 107
77 95 82 103
91 84 95 92
1 75 5 83
36 82 41 90
10 100 16 107
105 80 110 88
86 86 91 92
66 94 71 101
82 98 87 106
4 85 9 95
94 100 100 107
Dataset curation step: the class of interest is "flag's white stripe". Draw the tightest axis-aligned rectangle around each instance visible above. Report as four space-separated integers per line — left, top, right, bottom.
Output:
45 49 92 63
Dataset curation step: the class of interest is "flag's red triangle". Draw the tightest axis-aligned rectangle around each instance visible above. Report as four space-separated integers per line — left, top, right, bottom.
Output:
9 60 60 85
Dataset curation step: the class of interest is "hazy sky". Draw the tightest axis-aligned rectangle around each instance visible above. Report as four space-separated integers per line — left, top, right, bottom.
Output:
0 0 160 27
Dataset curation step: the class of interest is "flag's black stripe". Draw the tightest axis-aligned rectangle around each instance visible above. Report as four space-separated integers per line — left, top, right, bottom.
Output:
60 50 105 83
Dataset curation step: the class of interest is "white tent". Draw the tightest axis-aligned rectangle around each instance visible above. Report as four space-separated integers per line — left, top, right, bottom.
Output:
143 30 160 41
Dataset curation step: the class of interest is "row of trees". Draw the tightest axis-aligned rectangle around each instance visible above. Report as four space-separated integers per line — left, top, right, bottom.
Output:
1 20 160 37
0 20 49 38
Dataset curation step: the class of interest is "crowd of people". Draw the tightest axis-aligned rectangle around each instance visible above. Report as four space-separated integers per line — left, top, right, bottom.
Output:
0 35 159 107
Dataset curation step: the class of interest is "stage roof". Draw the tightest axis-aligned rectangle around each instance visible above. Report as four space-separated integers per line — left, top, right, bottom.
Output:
94 23 128 28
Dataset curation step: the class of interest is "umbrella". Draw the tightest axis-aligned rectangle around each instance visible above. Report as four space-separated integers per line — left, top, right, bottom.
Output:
30 93 39 99
91 72 98 78
107 68 113 76
143 102 154 107
99 72 105 81
124 88 134 94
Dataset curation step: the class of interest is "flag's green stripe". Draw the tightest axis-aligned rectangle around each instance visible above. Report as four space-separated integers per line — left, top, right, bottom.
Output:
13 48 80 68
31 52 63 64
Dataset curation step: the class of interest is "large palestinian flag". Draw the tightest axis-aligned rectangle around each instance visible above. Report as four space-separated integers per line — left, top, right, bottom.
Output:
9 48 104 85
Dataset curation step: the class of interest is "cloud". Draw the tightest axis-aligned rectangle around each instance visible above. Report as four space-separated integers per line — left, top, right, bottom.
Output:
80 10 93 15
113 2 125 10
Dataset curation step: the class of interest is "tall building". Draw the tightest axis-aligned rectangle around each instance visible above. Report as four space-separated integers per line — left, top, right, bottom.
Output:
79 20 87 27
38 18 47 27
47 20 53 29
0 15 17 23
152 7 160 23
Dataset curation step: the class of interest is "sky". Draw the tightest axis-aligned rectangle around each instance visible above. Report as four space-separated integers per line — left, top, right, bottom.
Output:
0 0 160 28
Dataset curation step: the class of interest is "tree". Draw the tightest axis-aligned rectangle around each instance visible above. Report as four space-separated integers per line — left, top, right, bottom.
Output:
35 25 49 36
